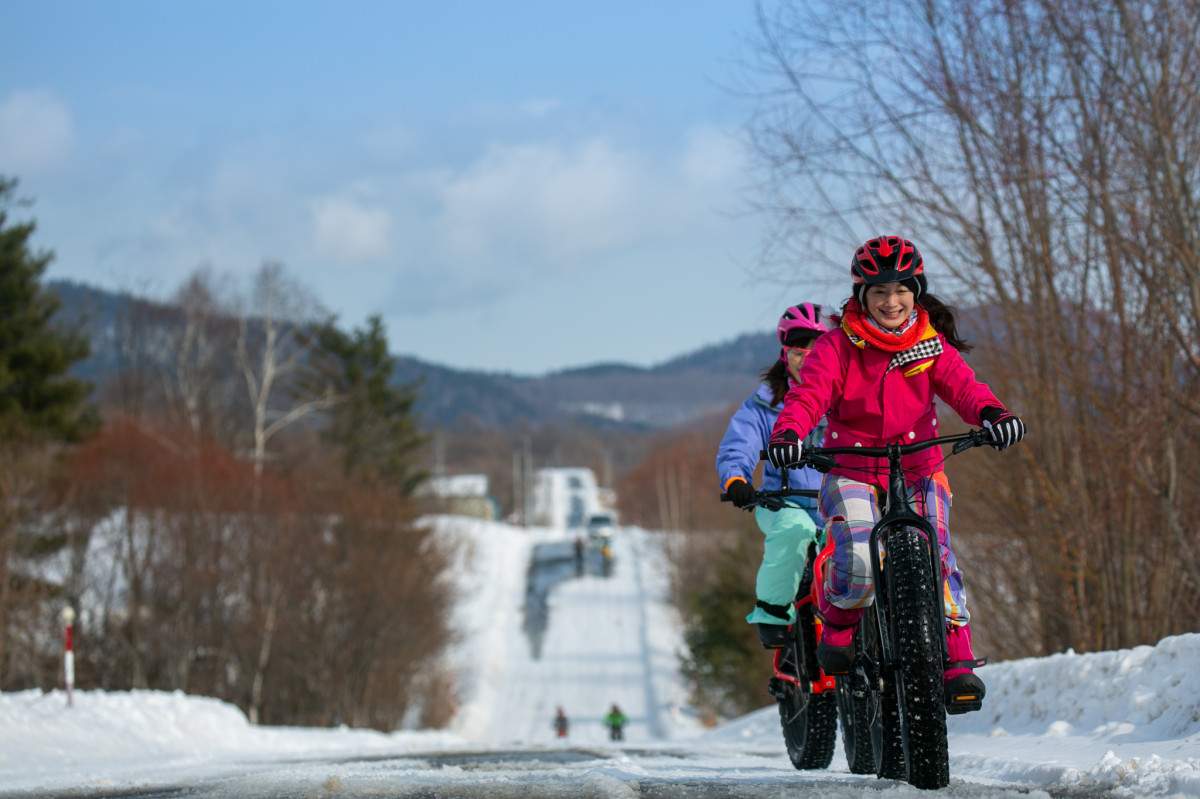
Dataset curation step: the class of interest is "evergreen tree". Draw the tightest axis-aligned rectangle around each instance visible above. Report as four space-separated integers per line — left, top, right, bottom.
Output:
679 530 770 719
316 315 428 494
0 176 92 442
1 176 94 690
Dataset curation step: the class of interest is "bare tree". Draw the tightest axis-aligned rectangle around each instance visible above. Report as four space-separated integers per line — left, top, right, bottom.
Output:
234 262 340 491
153 267 240 446
228 262 343 722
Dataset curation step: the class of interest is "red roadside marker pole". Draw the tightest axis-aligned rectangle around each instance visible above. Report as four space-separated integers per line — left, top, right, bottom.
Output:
61 606 75 708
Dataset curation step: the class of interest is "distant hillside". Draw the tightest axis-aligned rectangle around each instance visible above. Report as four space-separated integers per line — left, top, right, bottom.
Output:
48 280 775 431
395 331 778 429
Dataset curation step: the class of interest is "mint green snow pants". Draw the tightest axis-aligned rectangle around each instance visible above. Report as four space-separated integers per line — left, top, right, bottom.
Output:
744 504 821 626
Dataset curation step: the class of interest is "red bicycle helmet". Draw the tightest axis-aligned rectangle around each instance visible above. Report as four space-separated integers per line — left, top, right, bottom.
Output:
850 236 927 299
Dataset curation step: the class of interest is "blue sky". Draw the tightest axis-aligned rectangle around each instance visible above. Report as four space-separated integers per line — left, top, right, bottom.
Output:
1 1 836 375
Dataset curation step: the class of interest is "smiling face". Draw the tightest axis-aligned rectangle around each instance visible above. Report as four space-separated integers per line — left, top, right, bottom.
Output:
864 281 915 330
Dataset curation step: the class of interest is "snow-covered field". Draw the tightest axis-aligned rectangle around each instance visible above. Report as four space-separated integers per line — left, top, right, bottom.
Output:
2 515 1199 796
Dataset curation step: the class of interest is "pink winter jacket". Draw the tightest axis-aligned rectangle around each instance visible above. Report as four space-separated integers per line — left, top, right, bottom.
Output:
772 324 1004 489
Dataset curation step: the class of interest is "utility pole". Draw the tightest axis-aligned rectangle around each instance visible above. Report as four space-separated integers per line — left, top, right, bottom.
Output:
512 449 523 525
523 436 534 527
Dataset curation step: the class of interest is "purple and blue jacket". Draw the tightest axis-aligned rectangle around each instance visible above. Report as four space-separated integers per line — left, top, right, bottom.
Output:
717 383 826 527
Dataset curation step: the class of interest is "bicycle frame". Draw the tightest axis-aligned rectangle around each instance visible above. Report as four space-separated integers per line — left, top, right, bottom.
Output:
872 444 947 673
720 478 840 769
719 482 835 694
802 430 989 674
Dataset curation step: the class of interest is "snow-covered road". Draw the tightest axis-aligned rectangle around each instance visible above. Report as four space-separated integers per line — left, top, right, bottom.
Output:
3 516 1199 797
465 526 689 747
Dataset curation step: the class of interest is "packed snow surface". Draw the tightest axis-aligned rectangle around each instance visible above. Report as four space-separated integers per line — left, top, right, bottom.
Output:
2 516 1199 796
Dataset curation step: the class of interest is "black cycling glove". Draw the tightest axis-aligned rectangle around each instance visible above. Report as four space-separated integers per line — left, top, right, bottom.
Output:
725 479 756 509
981 406 1026 451
767 429 803 469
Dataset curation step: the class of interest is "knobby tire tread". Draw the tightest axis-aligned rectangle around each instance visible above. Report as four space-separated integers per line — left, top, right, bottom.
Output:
779 689 838 770
889 527 950 790
777 609 837 770
835 671 875 774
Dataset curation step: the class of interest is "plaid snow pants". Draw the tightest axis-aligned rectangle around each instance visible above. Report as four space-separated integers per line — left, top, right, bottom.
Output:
818 471 969 627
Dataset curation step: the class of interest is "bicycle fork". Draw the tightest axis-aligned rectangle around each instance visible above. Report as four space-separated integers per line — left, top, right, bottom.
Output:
866 446 950 676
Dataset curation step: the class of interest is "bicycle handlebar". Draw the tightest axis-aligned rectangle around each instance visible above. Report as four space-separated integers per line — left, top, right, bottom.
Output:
724 431 991 511
757 429 992 470
719 486 818 512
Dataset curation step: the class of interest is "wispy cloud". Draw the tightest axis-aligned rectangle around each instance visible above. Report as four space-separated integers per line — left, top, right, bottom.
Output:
518 99 561 118
435 138 646 267
0 89 75 173
382 126 751 314
680 124 747 185
38 106 750 327
313 195 392 263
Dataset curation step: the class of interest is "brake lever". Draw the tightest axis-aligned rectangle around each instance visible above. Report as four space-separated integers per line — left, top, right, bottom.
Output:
805 454 837 473
952 429 990 455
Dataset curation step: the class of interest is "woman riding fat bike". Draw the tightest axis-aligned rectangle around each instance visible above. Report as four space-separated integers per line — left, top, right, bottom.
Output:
767 236 1027 715
805 429 999 788
721 474 837 771
717 302 829 650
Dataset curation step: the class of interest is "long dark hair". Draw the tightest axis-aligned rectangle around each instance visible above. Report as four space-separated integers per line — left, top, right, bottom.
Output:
919 293 971 353
759 359 790 406
841 291 972 353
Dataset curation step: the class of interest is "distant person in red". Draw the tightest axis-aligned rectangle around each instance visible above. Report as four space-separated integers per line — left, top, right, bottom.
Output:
553 706 570 738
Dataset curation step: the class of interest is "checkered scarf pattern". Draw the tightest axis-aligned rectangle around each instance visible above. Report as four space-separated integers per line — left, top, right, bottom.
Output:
841 298 943 374
886 335 943 374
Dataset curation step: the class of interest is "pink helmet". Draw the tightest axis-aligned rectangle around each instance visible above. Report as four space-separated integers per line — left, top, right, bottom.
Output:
777 302 828 348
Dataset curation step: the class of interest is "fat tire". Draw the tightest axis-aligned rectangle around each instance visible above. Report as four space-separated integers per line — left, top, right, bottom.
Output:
835 666 875 774
776 609 837 770
778 685 838 769
861 603 905 780
889 527 950 790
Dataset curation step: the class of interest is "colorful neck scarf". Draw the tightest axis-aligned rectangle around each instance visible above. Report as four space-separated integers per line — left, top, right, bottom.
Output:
841 297 931 353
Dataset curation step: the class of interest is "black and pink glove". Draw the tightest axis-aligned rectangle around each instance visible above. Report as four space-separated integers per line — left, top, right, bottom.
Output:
767 429 803 469
981 407 1026 451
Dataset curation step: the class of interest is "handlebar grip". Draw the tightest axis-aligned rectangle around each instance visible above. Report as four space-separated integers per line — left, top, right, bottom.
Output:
759 448 827 474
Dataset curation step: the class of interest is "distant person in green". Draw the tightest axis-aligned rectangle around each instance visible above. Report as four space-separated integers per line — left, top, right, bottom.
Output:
604 704 628 741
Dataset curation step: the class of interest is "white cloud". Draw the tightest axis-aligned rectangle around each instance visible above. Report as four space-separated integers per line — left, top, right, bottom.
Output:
430 128 750 270
0 89 75 173
680 125 747 185
312 196 392 263
518 99 560 118
435 139 648 269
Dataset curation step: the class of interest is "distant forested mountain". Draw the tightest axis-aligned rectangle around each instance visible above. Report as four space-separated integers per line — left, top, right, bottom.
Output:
49 280 774 431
